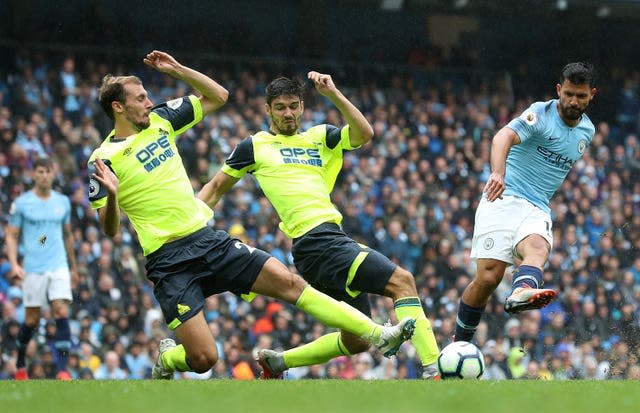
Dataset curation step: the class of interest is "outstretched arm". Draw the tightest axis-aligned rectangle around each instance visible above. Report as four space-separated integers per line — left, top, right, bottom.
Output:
485 127 521 202
144 50 229 115
198 170 240 209
307 71 373 147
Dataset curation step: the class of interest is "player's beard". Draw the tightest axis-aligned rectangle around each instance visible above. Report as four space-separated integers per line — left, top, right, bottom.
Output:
559 102 584 121
128 112 151 131
135 119 151 131
275 117 298 135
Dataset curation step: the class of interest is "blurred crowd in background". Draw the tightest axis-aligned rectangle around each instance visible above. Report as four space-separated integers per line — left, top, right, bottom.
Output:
0 48 639 380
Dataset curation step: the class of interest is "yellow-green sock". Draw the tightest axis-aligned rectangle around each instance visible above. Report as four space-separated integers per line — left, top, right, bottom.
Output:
283 331 352 368
161 344 191 372
295 286 381 342
394 297 439 365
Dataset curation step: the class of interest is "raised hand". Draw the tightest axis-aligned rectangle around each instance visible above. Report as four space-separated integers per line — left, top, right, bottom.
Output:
307 71 339 98
92 157 119 196
143 50 182 75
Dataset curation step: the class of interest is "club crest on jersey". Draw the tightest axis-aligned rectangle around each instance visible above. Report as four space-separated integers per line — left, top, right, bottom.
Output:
577 139 587 154
521 111 537 125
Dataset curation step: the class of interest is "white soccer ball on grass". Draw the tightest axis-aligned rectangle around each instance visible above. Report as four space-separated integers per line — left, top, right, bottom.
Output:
437 340 485 379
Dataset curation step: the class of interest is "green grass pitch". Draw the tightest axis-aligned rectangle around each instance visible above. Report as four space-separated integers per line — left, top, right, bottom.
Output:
2 380 639 413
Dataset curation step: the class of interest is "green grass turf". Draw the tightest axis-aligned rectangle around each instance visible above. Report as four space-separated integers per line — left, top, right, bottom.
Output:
1 379 639 413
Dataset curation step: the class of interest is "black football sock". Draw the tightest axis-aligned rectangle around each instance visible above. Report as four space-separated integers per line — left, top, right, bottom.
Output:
454 300 485 342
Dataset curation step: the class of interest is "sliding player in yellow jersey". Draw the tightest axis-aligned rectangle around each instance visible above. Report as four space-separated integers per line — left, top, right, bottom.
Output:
200 72 440 379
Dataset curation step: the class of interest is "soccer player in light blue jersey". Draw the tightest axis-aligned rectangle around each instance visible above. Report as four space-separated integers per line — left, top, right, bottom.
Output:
454 62 597 343
5 157 78 379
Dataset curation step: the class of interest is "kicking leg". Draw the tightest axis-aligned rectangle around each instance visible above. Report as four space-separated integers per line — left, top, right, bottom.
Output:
258 291 372 378
251 258 415 369
505 235 557 314
258 331 358 378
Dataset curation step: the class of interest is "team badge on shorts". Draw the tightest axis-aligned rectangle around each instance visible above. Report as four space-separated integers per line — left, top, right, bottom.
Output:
483 238 495 250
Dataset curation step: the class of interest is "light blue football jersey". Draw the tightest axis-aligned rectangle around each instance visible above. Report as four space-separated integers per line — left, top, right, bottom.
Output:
503 99 595 214
8 190 71 273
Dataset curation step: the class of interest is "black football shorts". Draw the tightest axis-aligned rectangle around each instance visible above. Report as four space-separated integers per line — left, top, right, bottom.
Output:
292 223 396 316
146 226 270 329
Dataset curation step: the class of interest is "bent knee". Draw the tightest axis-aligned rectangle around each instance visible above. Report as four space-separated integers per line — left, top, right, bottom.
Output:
474 275 502 291
475 265 504 290
188 351 218 373
385 268 417 298
517 234 551 259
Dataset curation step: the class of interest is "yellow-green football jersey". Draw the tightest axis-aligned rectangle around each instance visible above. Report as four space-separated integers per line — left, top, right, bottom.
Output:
222 124 358 238
88 96 212 255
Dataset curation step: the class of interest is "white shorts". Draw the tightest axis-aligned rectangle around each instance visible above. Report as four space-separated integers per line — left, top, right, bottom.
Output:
470 195 553 264
22 268 73 307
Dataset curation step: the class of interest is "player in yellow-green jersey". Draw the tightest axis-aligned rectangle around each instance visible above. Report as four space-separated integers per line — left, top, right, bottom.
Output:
89 50 415 380
199 73 441 379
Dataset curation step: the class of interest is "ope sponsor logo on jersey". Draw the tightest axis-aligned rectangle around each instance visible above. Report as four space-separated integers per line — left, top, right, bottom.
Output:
279 147 322 166
137 134 175 172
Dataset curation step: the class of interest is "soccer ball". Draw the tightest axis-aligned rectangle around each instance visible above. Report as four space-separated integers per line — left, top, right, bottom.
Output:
437 341 485 379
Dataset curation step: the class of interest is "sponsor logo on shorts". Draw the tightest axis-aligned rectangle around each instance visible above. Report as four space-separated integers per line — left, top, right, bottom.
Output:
234 241 256 254
483 238 494 250
177 303 191 315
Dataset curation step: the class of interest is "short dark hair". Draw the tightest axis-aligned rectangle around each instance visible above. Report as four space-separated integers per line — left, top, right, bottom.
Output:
560 62 596 88
98 74 142 119
33 157 52 170
265 77 305 105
